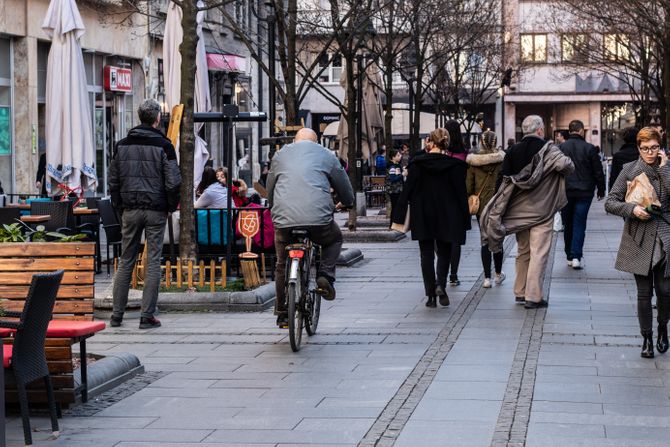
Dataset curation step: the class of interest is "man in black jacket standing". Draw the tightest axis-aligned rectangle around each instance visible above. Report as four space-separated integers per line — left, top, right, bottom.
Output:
109 99 181 329
559 120 605 270
609 127 639 190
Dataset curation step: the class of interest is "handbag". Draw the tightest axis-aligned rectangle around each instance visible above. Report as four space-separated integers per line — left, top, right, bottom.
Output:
468 171 492 215
391 205 410 233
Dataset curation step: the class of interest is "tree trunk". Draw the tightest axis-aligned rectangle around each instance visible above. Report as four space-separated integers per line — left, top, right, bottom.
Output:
345 55 359 231
177 1 198 261
664 25 670 148
384 64 394 152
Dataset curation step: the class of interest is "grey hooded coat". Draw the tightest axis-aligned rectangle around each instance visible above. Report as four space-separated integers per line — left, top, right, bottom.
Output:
480 142 574 253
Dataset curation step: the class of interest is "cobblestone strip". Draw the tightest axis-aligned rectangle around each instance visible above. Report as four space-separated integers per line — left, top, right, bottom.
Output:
358 238 515 447
491 234 558 447
65 371 167 417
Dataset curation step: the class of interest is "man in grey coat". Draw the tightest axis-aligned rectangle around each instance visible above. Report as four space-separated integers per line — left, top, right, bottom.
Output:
267 128 354 327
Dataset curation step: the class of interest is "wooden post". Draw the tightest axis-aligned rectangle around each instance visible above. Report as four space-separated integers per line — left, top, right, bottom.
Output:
221 260 226 288
198 260 205 287
131 263 137 289
166 260 172 288
187 260 193 288
210 260 216 292
177 257 182 288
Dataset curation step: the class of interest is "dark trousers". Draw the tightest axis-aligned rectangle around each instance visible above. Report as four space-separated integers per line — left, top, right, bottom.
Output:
418 239 452 296
635 260 670 333
389 193 401 218
448 245 461 278
561 197 593 261
274 220 342 315
477 216 503 278
112 209 167 319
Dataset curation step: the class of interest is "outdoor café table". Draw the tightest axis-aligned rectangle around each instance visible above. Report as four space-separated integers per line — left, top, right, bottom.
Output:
6 203 30 210
19 214 50 224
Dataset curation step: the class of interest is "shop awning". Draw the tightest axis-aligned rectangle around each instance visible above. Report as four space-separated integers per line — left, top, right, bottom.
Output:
206 53 247 73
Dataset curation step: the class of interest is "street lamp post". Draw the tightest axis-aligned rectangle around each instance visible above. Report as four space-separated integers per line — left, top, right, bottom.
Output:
265 1 276 138
356 54 365 187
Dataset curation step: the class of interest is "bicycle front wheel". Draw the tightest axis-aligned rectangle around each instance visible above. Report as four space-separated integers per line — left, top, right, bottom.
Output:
287 282 303 352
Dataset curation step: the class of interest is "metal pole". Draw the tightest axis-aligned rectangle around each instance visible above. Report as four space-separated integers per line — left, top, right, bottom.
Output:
408 81 414 152
225 116 234 276
268 14 276 137
356 56 364 185
257 0 264 163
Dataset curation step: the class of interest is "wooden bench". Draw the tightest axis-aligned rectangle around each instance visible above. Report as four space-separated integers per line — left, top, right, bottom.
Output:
0 242 103 407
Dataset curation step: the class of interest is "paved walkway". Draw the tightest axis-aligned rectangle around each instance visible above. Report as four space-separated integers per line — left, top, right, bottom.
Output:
6 203 670 446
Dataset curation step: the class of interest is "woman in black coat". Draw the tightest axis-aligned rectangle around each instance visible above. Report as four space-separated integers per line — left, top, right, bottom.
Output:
392 128 470 308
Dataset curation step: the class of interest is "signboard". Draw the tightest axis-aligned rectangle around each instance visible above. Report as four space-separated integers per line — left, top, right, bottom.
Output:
0 107 10 155
104 66 132 93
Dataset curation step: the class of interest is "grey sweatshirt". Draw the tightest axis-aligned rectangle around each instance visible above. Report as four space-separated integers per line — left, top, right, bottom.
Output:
267 141 354 228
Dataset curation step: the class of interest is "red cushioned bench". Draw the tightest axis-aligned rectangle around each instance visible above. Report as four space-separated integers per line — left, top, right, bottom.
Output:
1 320 105 403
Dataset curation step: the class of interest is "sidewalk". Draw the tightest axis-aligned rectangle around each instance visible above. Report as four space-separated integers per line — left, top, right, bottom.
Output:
7 203 670 446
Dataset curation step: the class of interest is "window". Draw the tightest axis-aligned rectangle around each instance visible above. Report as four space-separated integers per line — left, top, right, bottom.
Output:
562 34 588 62
0 38 12 192
317 53 342 84
520 34 547 63
235 0 249 31
604 34 629 61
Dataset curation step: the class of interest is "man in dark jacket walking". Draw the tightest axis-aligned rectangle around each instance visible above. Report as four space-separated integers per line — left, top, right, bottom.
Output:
609 127 639 190
559 120 605 270
109 99 181 329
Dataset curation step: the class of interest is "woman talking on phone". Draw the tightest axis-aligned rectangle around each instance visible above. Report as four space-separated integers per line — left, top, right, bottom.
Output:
605 127 670 358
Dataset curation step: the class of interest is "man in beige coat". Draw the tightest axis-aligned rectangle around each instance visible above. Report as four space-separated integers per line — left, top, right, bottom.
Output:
481 116 574 309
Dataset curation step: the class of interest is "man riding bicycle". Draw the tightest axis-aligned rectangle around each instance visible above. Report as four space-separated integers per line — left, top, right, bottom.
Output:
267 128 355 328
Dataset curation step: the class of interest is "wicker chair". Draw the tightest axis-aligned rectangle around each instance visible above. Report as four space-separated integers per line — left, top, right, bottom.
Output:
0 207 20 226
1 270 64 446
97 199 123 275
29 201 72 233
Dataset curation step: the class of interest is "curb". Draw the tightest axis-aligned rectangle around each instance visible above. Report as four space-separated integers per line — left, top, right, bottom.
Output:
342 230 406 243
75 352 145 401
338 248 364 266
94 282 276 314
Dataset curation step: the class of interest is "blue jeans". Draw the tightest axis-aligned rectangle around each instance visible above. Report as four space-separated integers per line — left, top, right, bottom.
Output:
561 197 593 261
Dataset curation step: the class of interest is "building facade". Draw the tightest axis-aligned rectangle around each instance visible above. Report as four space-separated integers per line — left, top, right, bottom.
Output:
0 0 266 195
499 0 636 155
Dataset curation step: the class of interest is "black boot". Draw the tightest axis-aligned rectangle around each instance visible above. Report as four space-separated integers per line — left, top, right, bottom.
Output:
425 296 437 308
657 324 669 353
641 331 655 358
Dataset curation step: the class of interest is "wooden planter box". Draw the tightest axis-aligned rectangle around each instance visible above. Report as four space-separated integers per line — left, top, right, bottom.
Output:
0 242 96 407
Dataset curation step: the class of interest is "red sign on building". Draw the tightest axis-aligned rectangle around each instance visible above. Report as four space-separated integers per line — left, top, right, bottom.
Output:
104 66 132 93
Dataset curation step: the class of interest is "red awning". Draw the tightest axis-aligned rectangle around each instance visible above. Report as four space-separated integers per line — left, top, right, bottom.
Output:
206 53 247 73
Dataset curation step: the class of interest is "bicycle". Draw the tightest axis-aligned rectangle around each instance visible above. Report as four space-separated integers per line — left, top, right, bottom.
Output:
284 229 322 352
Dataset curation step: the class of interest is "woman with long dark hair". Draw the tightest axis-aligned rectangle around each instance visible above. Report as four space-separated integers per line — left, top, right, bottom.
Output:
195 167 232 209
444 120 470 285
392 128 470 307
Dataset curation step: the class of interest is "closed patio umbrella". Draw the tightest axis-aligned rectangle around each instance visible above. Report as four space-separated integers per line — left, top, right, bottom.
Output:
163 1 211 189
337 65 385 162
42 0 97 194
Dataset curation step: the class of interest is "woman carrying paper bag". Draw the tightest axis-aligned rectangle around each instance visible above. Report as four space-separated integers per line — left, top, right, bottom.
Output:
391 128 470 308
605 127 670 359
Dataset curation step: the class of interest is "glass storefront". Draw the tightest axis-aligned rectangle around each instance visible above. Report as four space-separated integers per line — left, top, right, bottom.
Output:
0 37 13 193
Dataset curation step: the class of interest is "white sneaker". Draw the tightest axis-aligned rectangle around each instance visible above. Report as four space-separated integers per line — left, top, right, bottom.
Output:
483 278 492 288
572 258 582 270
495 272 506 285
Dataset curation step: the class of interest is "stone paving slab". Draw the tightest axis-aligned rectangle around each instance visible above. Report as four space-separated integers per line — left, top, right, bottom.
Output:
9 203 670 446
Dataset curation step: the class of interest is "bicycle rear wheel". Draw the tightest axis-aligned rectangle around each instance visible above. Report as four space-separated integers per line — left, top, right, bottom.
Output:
287 282 303 352
304 254 321 336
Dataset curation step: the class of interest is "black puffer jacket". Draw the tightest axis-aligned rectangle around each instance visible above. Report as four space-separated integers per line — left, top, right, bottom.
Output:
609 143 639 190
559 134 605 199
109 126 181 212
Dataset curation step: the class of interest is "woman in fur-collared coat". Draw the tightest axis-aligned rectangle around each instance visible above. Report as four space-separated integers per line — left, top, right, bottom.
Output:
605 127 670 359
466 131 506 289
